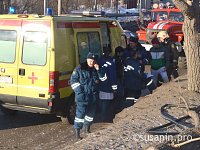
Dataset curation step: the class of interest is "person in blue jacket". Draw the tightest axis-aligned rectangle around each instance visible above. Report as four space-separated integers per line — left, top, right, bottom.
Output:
124 50 147 107
70 52 106 141
123 36 155 94
112 46 125 113
123 36 150 72
98 48 117 122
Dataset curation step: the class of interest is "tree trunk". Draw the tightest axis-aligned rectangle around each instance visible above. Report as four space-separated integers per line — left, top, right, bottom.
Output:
173 0 200 92
0 0 3 14
183 17 200 92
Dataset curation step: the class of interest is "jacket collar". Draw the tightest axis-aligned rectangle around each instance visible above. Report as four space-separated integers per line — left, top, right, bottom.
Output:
101 54 111 60
80 61 88 70
80 61 94 71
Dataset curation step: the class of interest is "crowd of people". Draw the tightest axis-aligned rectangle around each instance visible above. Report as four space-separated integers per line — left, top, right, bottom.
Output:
70 31 179 141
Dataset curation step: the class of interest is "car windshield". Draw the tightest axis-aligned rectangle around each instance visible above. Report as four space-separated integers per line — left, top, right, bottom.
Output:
168 12 184 22
152 11 184 22
143 11 151 20
151 11 168 21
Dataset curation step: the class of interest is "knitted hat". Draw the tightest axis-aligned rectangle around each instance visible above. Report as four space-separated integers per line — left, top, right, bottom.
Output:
87 52 99 61
129 36 138 43
151 37 159 44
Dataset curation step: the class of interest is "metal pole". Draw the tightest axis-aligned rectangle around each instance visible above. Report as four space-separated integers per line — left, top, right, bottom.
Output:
115 0 118 19
76 0 78 10
139 0 142 19
58 0 62 15
95 0 97 11
145 0 146 9
44 0 47 15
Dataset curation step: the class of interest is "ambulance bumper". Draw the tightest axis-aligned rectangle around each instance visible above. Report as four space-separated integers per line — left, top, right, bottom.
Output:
0 92 61 114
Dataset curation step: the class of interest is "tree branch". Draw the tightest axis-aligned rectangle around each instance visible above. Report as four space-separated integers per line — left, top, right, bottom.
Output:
172 0 195 19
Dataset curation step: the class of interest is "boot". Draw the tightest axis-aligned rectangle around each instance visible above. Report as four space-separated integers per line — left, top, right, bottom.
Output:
75 129 82 141
85 125 91 133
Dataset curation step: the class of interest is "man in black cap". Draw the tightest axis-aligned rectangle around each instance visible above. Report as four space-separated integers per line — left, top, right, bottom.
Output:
71 52 105 141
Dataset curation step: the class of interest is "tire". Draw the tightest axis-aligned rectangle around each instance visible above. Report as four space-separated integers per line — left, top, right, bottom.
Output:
66 95 76 125
178 57 187 69
61 94 76 125
0 105 18 115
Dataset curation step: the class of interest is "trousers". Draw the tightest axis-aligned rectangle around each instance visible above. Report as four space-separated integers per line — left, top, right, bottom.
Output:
151 66 169 87
74 103 96 129
125 88 141 108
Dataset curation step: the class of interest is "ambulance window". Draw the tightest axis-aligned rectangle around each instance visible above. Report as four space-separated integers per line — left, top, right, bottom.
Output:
22 32 47 66
100 23 111 49
89 32 101 55
0 30 17 63
77 32 102 63
121 35 127 49
77 33 90 63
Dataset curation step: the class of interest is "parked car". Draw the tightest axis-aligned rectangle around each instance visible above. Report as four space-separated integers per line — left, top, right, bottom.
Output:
124 30 134 40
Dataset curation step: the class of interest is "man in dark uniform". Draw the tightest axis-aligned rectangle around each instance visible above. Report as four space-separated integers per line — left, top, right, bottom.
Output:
157 31 179 80
123 36 150 72
112 46 125 112
70 52 105 141
124 50 147 107
123 36 155 93
98 48 117 122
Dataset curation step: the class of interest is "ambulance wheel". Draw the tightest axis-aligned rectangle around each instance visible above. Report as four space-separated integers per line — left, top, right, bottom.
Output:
178 57 187 69
0 105 18 115
66 95 76 125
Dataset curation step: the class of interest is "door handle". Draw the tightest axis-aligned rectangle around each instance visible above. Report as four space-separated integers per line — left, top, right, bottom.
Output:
19 68 25 76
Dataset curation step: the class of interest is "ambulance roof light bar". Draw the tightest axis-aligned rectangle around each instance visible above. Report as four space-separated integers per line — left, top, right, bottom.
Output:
46 8 53 15
71 11 105 17
9 7 16 14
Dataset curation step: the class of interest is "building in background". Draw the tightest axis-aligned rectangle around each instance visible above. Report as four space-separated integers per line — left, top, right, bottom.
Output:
123 0 152 9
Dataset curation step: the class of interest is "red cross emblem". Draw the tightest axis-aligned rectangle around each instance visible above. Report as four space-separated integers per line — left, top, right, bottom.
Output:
28 72 38 84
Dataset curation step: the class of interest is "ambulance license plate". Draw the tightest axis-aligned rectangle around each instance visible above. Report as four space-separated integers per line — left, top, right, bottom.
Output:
0 76 13 84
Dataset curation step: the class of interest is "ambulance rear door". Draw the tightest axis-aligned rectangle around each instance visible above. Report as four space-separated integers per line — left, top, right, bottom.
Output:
72 21 102 65
0 19 21 104
17 19 51 110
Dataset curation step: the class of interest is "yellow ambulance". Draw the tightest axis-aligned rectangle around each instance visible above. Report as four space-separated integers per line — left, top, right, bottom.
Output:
0 8 127 124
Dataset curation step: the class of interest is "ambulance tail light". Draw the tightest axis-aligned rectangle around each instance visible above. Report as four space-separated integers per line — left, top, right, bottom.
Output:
49 71 59 93
18 15 29 18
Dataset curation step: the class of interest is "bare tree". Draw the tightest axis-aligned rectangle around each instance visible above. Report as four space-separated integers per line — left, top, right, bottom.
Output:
62 0 76 14
11 0 43 14
172 0 200 92
0 0 11 14
0 0 3 14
